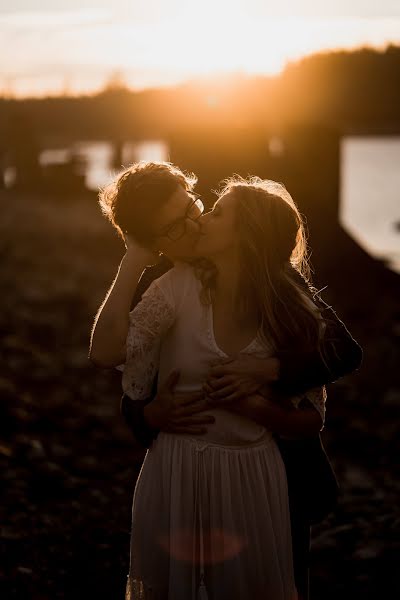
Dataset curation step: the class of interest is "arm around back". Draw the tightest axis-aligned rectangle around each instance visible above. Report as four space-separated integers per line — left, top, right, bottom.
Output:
273 290 363 396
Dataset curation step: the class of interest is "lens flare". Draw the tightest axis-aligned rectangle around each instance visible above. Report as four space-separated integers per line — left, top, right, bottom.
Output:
157 526 247 564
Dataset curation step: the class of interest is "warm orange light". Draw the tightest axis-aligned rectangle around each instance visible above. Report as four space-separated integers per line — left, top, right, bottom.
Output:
1 3 399 97
158 526 247 563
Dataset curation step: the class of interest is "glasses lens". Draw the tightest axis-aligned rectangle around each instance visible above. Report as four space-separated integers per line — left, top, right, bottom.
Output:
187 198 204 220
164 197 203 241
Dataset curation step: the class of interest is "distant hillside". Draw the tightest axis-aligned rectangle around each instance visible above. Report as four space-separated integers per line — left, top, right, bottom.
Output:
0 46 399 145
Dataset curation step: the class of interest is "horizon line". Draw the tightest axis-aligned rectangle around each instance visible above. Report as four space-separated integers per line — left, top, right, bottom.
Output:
1 42 399 101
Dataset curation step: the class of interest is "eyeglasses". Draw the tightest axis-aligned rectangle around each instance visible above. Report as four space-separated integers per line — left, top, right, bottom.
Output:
159 193 204 241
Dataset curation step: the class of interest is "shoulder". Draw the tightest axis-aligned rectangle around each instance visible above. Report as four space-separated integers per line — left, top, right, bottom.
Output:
131 256 173 310
154 260 195 288
296 286 327 337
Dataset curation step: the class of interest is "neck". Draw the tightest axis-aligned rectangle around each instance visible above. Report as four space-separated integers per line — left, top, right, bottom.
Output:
211 250 241 306
211 250 260 325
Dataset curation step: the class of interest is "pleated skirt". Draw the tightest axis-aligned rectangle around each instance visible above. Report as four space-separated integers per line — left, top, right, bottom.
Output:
126 431 298 600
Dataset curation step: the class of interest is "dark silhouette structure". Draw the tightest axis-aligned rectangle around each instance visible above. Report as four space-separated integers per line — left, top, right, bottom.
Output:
169 121 400 358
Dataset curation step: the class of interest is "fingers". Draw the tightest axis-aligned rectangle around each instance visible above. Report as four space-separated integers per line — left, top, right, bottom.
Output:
166 426 209 434
206 384 238 400
170 415 215 426
210 391 242 405
204 375 235 391
208 364 231 377
174 399 209 416
208 357 234 367
173 391 205 406
203 382 214 395
162 369 181 391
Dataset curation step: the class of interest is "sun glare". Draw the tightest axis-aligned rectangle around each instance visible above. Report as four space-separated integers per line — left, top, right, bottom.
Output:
1 0 399 96
147 1 289 78
102 6 400 89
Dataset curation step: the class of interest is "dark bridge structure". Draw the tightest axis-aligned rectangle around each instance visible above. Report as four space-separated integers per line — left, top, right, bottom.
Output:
169 123 399 327
2 112 398 335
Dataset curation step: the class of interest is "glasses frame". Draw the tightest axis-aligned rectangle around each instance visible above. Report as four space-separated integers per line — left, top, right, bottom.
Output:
159 193 204 242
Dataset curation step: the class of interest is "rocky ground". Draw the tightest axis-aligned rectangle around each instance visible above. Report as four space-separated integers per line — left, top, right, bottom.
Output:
1 191 399 599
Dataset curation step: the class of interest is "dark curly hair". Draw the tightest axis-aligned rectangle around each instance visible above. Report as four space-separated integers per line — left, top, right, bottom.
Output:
98 161 197 246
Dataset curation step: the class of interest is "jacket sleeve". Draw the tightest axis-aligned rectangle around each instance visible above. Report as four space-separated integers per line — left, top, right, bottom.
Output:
120 387 160 449
273 290 363 396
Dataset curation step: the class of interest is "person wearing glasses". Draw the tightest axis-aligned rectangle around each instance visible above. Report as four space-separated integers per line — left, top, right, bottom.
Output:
90 161 362 600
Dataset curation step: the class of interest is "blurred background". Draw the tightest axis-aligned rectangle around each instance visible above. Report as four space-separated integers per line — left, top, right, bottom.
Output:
1 1 399 599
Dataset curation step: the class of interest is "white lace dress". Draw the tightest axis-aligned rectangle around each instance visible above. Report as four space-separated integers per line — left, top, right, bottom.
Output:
120 261 326 600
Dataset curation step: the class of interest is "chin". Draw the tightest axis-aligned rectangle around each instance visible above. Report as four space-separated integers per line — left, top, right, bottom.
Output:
193 244 211 258
189 239 203 254
194 234 222 257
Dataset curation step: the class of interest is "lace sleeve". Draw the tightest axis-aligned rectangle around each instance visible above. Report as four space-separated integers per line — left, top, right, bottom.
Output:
122 282 176 401
290 385 327 430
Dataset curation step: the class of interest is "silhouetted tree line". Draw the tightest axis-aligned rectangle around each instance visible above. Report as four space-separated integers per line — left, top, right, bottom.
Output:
0 46 399 145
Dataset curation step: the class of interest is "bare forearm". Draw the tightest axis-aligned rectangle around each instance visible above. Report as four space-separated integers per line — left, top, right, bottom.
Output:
121 394 158 448
255 357 280 383
89 252 149 366
230 394 322 437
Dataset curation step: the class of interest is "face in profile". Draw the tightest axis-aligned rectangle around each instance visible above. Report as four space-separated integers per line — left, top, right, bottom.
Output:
194 191 239 258
149 185 204 260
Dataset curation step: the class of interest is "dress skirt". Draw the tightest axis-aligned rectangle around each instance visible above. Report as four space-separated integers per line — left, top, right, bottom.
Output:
126 431 298 600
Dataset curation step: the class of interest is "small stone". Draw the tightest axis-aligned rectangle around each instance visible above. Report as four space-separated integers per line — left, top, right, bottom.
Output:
17 566 33 575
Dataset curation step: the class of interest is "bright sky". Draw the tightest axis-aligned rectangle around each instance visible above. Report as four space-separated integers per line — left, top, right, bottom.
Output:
1 1 400 97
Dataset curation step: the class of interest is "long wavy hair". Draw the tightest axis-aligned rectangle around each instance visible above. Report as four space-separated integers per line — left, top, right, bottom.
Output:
188 176 326 358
